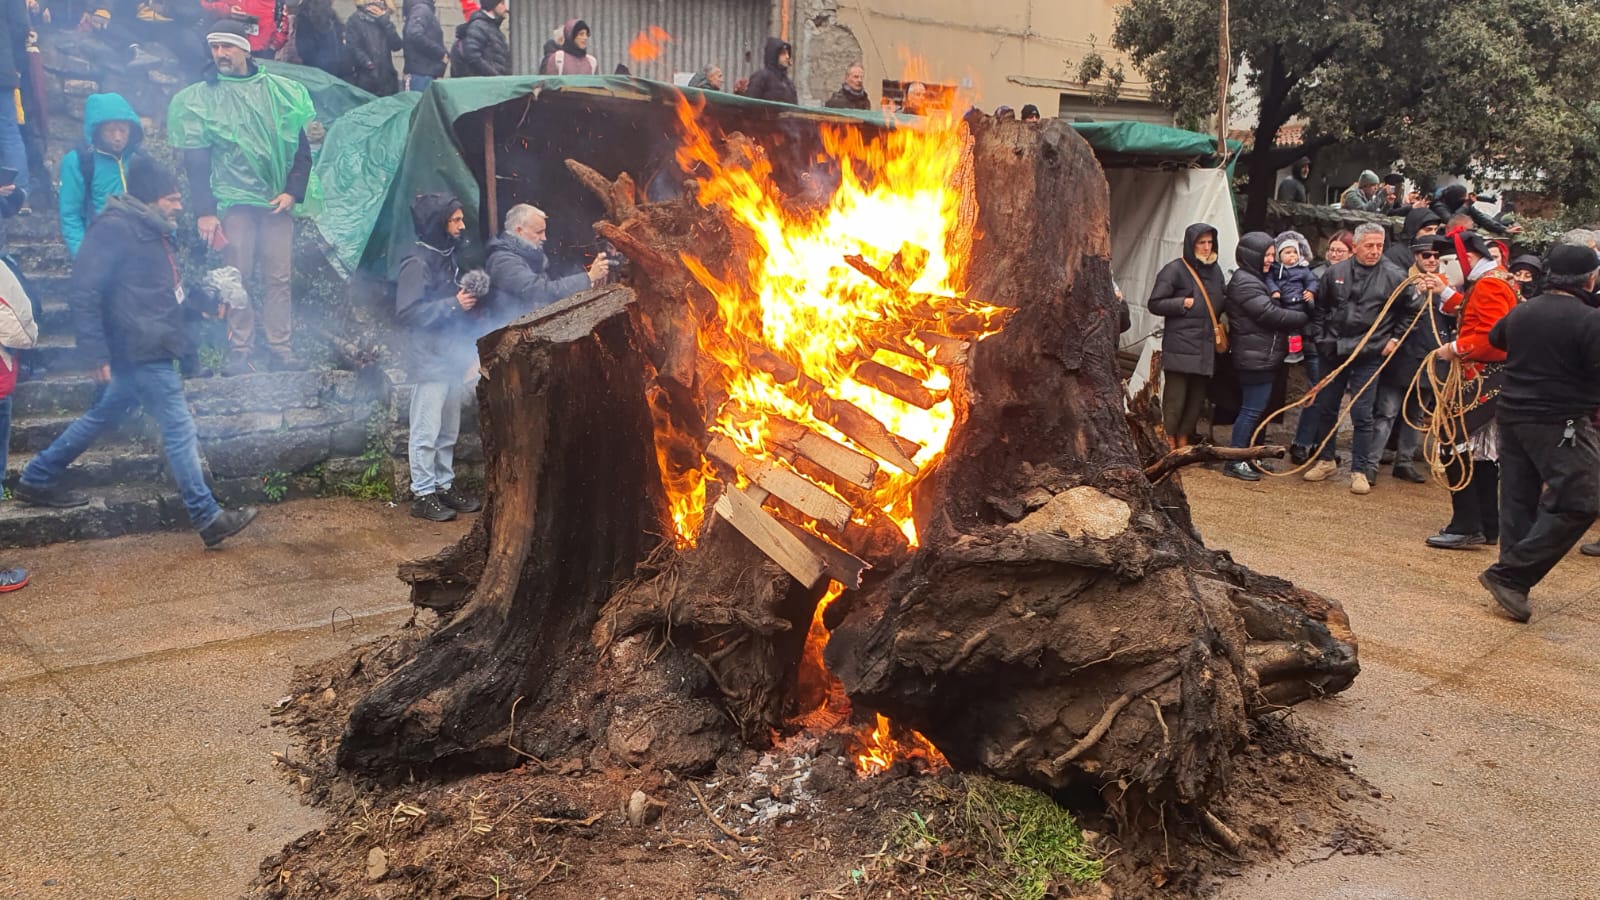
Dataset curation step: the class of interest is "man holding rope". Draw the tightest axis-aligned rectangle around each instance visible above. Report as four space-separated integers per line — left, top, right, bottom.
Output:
1302 222 1419 494
1469 244 1600 622
1425 231 1519 549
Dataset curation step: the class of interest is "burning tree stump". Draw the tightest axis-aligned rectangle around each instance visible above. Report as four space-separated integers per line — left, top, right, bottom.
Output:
338 111 1358 815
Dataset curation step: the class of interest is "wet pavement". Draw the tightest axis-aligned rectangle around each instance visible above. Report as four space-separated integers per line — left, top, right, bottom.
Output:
0 500 468 900
0 479 1596 899
1187 469 1600 900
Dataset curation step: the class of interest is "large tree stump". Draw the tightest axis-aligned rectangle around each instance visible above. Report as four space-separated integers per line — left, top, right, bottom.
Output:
339 111 1357 815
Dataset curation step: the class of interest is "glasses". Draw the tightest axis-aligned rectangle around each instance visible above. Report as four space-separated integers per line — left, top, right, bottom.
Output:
1417 252 1440 259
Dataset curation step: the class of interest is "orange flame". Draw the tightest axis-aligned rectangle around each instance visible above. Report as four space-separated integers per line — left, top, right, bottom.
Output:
855 712 949 776
628 25 672 62
666 93 1000 547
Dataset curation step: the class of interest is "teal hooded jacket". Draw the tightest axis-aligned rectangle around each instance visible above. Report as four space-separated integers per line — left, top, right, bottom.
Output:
58 93 144 257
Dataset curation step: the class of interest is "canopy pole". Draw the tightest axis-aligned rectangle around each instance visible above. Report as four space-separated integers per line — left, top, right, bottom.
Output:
484 115 500 236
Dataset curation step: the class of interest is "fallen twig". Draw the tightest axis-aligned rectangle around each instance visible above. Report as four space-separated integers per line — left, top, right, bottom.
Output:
1144 443 1287 484
1201 809 1244 856
687 780 760 845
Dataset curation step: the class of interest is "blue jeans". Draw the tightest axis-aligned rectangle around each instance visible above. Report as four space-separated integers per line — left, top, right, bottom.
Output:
408 380 463 496
1311 352 1386 476
406 74 434 92
1291 351 1327 449
0 93 28 213
1230 371 1276 448
21 361 221 528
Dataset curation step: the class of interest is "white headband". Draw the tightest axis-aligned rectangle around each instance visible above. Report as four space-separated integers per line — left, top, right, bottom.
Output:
206 32 252 52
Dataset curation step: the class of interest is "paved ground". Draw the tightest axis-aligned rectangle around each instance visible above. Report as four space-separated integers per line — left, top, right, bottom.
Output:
0 500 469 900
1 477 1596 899
1187 468 1600 900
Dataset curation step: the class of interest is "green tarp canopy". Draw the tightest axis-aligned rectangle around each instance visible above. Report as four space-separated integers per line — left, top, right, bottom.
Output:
1068 120 1240 167
312 74 908 275
260 60 378 126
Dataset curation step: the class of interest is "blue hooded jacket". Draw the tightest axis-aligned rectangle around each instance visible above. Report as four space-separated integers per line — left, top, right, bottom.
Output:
59 93 145 257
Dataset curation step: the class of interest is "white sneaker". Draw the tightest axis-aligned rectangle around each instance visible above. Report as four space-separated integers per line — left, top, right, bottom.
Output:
1303 459 1338 482
1350 472 1371 495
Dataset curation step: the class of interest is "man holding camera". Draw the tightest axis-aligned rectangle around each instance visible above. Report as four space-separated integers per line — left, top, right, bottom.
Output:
483 204 610 330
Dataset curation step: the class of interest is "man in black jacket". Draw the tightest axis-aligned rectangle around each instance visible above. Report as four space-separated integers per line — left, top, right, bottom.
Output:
396 193 486 522
346 0 402 96
452 0 509 77
1276 157 1310 203
824 64 870 110
1302 222 1419 493
745 37 796 104
0 0 29 216
1475 245 1600 622
13 159 257 548
402 0 447 91
484 204 609 329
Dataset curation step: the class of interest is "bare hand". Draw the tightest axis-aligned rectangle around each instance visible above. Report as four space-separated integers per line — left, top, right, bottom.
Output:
1381 338 1399 357
587 252 612 285
456 289 478 310
1301 289 1314 301
1182 296 1195 310
1506 225 1524 234
198 215 224 249
95 364 112 384
0 184 15 198
1437 342 1458 362
268 193 295 214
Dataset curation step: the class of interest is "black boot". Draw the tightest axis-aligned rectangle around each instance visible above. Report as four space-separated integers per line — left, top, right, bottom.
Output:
1392 463 1427 484
1580 541 1600 557
200 507 259 549
410 493 457 522
1289 444 1311 466
13 481 91 509
437 487 482 512
1479 572 1531 623
1426 529 1486 550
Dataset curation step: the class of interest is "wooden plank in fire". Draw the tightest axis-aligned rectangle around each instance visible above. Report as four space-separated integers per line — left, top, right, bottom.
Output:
714 486 826 588
706 435 852 530
916 331 970 367
765 415 878 488
749 347 923 474
851 359 945 410
774 518 869 590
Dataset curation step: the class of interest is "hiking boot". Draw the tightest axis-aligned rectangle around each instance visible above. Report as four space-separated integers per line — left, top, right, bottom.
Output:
410 493 457 522
1350 472 1371 495
1222 461 1261 482
268 351 309 372
1426 530 1485 550
1392 463 1427 484
200 507 259 549
1478 571 1531 623
1289 444 1311 466
0 566 28 593
13 480 90 508
1581 541 1600 557
221 351 255 377
437 487 482 512
1302 459 1338 482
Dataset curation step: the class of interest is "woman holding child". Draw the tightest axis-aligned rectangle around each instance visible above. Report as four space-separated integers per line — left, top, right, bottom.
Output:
1222 231 1311 480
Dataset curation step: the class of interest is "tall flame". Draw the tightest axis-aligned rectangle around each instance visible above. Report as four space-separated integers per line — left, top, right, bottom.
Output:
628 25 673 62
669 95 996 545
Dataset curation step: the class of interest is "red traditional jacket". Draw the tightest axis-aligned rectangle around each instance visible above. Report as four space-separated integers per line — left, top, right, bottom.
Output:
1444 267 1518 378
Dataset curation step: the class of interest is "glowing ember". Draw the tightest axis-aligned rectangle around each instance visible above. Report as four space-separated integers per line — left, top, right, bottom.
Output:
628 25 673 62
854 712 949 776
669 94 1003 548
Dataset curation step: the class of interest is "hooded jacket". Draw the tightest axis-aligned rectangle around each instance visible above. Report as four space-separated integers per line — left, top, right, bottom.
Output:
293 0 348 78
745 37 797 105
1311 253 1416 359
1384 207 1442 271
59 93 145 257
69 195 201 369
403 0 448 77
1147 223 1227 376
484 232 590 329
825 82 871 110
0 264 38 399
396 194 479 381
1266 235 1318 307
1225 232 1309 373
541 18 599 75
346 5 403 96
454 9 510 77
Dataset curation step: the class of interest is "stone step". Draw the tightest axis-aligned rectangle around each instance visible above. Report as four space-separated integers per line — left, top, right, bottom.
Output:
12 368 353 419
9 241 71 273
0 484 183 549
38 298 72 332
11 373 99 418
10 412 151 454
21 272 70 301
6 447 170 490
29 332 93 373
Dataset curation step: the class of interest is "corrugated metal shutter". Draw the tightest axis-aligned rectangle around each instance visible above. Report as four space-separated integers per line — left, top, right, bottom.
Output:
509 0 769 81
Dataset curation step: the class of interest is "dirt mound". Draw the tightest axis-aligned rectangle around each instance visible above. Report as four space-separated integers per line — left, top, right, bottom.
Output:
249 631 1383 898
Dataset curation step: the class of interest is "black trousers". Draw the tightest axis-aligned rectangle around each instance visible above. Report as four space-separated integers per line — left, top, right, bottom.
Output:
1443 450 1500 540
1487 418 1600 592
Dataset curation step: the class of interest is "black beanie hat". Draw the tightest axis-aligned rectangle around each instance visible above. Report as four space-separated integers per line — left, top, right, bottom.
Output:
1509 254 1544 276
125 157 178 203
1546 243 1599 277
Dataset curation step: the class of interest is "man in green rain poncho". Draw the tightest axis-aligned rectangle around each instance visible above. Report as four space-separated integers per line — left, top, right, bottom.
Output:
168 21 319 376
